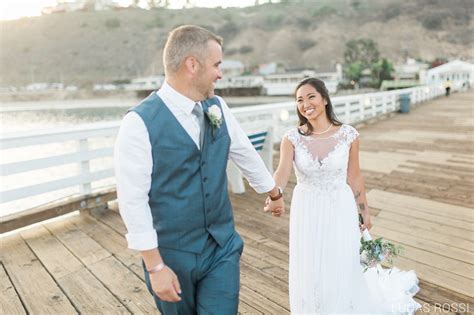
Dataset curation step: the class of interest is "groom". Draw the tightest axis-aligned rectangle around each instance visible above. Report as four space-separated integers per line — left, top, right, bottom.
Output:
114 25 285 314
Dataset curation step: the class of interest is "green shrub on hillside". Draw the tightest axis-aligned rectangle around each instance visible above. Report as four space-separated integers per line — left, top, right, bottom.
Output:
105 18 121 29
421 14 442 30
311 6 337 18
218 21 240 40
383 4 401 20
295 16 311 29
297 39 316 51
262 12 284 30
239 45 253 54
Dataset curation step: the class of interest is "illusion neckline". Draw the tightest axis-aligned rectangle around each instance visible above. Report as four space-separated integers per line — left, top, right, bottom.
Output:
299 125 345 141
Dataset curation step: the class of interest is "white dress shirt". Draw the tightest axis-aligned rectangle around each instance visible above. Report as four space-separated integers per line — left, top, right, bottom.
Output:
114 81 276 251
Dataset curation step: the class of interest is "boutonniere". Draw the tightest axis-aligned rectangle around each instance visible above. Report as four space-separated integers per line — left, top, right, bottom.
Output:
205 105 223 137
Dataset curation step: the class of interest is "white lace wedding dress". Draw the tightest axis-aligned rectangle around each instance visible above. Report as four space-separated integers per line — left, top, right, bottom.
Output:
286 125 421 315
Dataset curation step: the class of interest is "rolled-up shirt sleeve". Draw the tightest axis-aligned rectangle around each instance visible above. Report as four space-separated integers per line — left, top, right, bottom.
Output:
218 96 276 193
114 111 157 251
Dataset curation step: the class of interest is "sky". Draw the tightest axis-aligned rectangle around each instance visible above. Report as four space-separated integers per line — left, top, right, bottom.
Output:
0 0 258 21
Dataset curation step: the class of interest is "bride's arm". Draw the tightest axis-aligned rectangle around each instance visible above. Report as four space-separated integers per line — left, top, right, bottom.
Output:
273 137 294 191
264 136 294 217
347 138 372 231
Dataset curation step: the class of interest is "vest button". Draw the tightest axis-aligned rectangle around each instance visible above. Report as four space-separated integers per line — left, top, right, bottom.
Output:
203 177 208 182
205 193 210 198
201 161 206 166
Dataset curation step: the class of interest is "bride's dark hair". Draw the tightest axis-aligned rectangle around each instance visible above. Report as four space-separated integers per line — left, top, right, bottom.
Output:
294 77 342 136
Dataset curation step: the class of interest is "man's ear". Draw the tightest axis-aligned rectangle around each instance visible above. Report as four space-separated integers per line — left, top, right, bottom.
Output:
185 56 199 74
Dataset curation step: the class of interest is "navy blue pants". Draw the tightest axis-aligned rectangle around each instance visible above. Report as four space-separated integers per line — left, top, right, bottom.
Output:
144 233 244 315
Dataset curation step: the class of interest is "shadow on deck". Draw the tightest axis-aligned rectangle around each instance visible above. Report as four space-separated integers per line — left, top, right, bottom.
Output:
1 91 473 314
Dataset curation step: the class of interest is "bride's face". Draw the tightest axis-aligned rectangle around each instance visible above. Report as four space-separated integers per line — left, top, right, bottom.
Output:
296 84 327 121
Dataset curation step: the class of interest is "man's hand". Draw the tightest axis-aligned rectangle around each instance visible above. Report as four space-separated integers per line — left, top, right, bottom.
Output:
150 266 182 302
264 196 285 217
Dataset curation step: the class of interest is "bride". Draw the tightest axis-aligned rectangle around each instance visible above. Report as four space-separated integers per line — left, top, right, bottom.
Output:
266 78 421 314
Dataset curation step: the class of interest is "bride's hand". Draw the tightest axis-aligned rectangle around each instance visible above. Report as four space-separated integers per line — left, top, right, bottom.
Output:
359 212 372 231
264 196 285 217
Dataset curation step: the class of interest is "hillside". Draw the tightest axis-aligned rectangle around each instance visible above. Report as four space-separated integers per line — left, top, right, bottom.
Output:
0 0 472 86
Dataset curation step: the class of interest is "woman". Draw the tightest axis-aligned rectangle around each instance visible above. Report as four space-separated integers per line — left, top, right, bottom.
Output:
270 78 420 314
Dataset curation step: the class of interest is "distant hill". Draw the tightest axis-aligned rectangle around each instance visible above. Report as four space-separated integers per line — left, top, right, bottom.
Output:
1 0 472 86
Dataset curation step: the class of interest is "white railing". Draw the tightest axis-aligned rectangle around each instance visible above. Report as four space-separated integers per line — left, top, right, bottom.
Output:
234 84 444 142
0 84 445 216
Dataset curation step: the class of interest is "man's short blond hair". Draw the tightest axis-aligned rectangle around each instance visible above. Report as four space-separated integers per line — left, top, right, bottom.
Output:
163 25 223 75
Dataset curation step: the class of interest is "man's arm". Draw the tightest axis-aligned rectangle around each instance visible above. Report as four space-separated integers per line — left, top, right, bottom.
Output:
114 112 181 302
218 97 285 214
114 112 156 250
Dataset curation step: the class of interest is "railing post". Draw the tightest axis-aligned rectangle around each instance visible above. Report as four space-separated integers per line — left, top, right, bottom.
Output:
79 138 92 195
344 101 350 123
357 100 363 122
272 110 280 142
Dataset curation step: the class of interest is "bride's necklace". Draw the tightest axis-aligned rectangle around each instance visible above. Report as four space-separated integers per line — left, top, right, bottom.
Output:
312 123 333 135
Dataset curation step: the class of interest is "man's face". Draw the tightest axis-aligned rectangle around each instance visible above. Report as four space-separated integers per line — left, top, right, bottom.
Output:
195 40 223 100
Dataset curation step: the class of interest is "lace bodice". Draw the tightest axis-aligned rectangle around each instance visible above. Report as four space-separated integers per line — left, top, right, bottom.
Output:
285 124 359 191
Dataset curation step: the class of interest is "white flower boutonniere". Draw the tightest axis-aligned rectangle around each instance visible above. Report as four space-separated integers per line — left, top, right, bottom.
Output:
206 105 223 137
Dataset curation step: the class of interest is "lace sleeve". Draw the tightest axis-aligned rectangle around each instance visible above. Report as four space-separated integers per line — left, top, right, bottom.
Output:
284 128 299 147
342 125 359 145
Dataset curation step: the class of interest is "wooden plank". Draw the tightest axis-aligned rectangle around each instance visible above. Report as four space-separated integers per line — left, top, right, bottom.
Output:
375 234 473 280
0 263 26 315
242 245 288 283
88 256 158 314
93 209 128 236
0 235 77 314
239 285 289 314
238 300 263 314
240 261 289 309
415 281 474 308
36 215 156 313
20 225 130 314
371 217 474 264
368 189 474 223
372 215 473 252
59 268 130 314
376 210 472 241
45 219 111 266
383 255 474 298
370 197 473 231
20 225 83 279
69 214 144 279
0 188 117 233
414 299 456 315
371 222 474 264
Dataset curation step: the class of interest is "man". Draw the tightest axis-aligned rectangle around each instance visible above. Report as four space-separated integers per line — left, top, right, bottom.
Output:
114 25 284 315
444 78 451 97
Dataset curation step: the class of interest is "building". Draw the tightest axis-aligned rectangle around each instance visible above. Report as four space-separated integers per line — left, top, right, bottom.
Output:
263 66 341 96
220 60 245 77
125 75 165 97
425 60 474 89
395 58 429 82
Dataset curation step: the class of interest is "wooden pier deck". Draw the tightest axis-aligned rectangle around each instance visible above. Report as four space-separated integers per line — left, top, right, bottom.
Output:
1 90 473 314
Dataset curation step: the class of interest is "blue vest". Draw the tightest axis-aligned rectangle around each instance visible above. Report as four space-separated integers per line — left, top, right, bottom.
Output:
130 93 235 254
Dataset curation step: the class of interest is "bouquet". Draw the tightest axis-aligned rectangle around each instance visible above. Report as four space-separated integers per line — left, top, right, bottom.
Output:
359 214 402 272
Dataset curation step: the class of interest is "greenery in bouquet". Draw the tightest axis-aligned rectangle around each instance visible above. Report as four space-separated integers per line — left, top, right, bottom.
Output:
360 237 402 272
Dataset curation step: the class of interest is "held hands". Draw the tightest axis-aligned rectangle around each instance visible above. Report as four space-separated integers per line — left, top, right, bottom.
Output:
264 196 285 217
149 266 182 302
